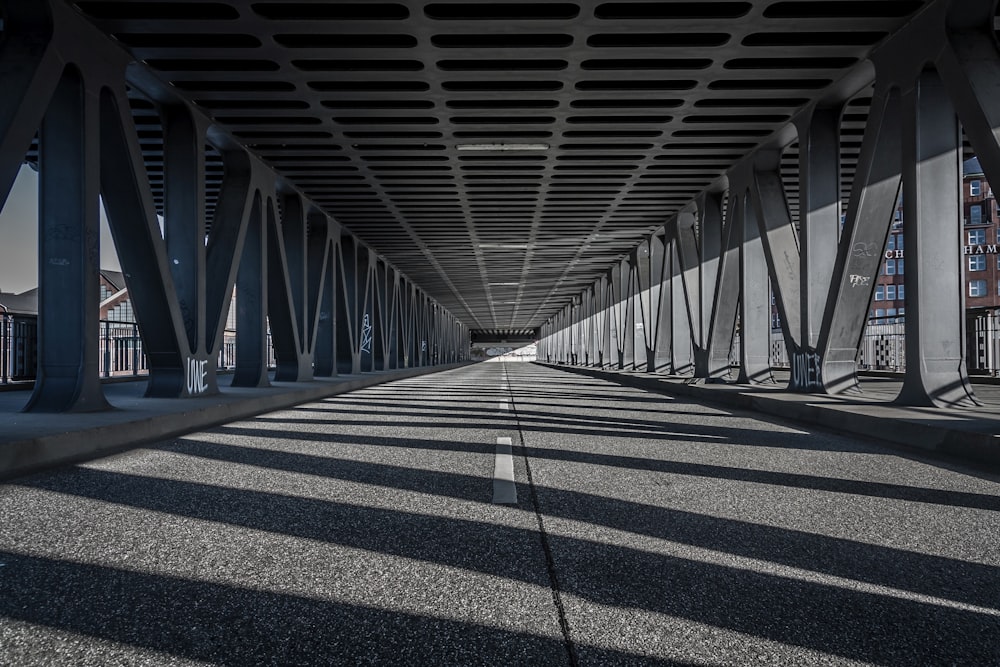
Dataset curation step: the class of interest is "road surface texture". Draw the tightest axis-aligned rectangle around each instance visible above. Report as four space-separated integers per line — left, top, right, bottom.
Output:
1 362 998 665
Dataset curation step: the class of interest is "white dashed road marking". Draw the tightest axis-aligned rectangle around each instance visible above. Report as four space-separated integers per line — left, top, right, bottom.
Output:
492 436 517 504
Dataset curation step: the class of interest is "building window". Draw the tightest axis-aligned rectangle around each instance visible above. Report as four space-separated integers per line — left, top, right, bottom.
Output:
892 209 903 228
897 258 904 275
970 279 987 297
875 308 886 318
897 284 905 301
971 180 982 197
969 228 987 245
875 285 885 301
885 285 896 300
885 259 895 275
970 255 987 271
887 308 897 322
970 205 983 225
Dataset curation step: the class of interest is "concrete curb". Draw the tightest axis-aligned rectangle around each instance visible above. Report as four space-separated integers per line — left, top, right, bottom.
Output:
538 363 1000 472
0 363 470 481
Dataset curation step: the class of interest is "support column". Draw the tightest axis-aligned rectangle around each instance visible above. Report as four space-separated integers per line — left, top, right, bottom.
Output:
737 188 774 384
314 240 335 377
818 85 902 394
162 103 217 395
696 192 725 377
336 237 360 374
25 66 109 412
654 233 673 372
597 275 611 368
798 105 842 353
232 193 269 388
752 152 802 363
305 214 330 373
704 192 738 380
897 71 978 407
670 240 694 375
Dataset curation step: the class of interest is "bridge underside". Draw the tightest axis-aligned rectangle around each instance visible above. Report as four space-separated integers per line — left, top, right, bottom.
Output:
2 0 1000 416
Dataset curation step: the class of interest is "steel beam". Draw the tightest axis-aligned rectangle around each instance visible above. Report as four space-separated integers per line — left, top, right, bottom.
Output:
162 103 213 391
736 187 774 384
98 84 189 397
797 105 843 353
818 85 902 394
704 192 738 380
669 239 694 375
232 193 269 388
0 1 60 211
896 71 978 407
653 233 673 373
25 67 108 412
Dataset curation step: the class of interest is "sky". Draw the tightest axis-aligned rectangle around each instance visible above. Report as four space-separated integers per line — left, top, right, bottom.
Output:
0 164 121 294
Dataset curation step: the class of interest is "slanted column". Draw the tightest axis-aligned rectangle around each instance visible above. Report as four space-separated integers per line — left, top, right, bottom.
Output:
897 71 978 407
669 239 694 375
704 192 738 380
653 232 672 372
798 105 843 355
281 194 308 357
26 66 109 412
616 259 635 369
817 84 902 394
695 193 725 377
752 151 802 382
581 286 594 366
336 237 361 374
314 239 335 377
357 248 374 372
570 297 585 366
597 275 611 368
786 104 842 391
306 215 332 375
736 188 774 384
233 194 269 388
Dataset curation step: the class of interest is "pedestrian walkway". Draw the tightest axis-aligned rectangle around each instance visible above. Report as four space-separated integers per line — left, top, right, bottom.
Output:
545 364 1000 471
1 363 998 665
0 364 466 480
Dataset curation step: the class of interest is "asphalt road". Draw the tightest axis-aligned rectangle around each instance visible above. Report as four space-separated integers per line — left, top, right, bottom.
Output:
1 362 998 665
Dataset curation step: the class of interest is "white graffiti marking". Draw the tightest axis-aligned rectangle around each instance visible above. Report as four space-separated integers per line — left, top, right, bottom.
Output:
849 274 870 287
186 357 208 395
851 242 877 258
360 313 373 354
792 352 822 391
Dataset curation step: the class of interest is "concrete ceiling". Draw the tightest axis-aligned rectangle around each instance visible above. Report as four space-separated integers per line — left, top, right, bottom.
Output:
69 0 931 337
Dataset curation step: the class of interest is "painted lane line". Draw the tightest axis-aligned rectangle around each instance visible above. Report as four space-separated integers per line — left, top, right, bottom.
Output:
499 400 509 411
492 436 517 504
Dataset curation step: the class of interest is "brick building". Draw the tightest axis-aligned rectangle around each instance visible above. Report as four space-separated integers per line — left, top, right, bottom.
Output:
868 157 1000 321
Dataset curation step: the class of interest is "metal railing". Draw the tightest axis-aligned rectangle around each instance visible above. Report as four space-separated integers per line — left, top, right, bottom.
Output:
768 318 908 372
2 313 273 386
0 313 37 384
